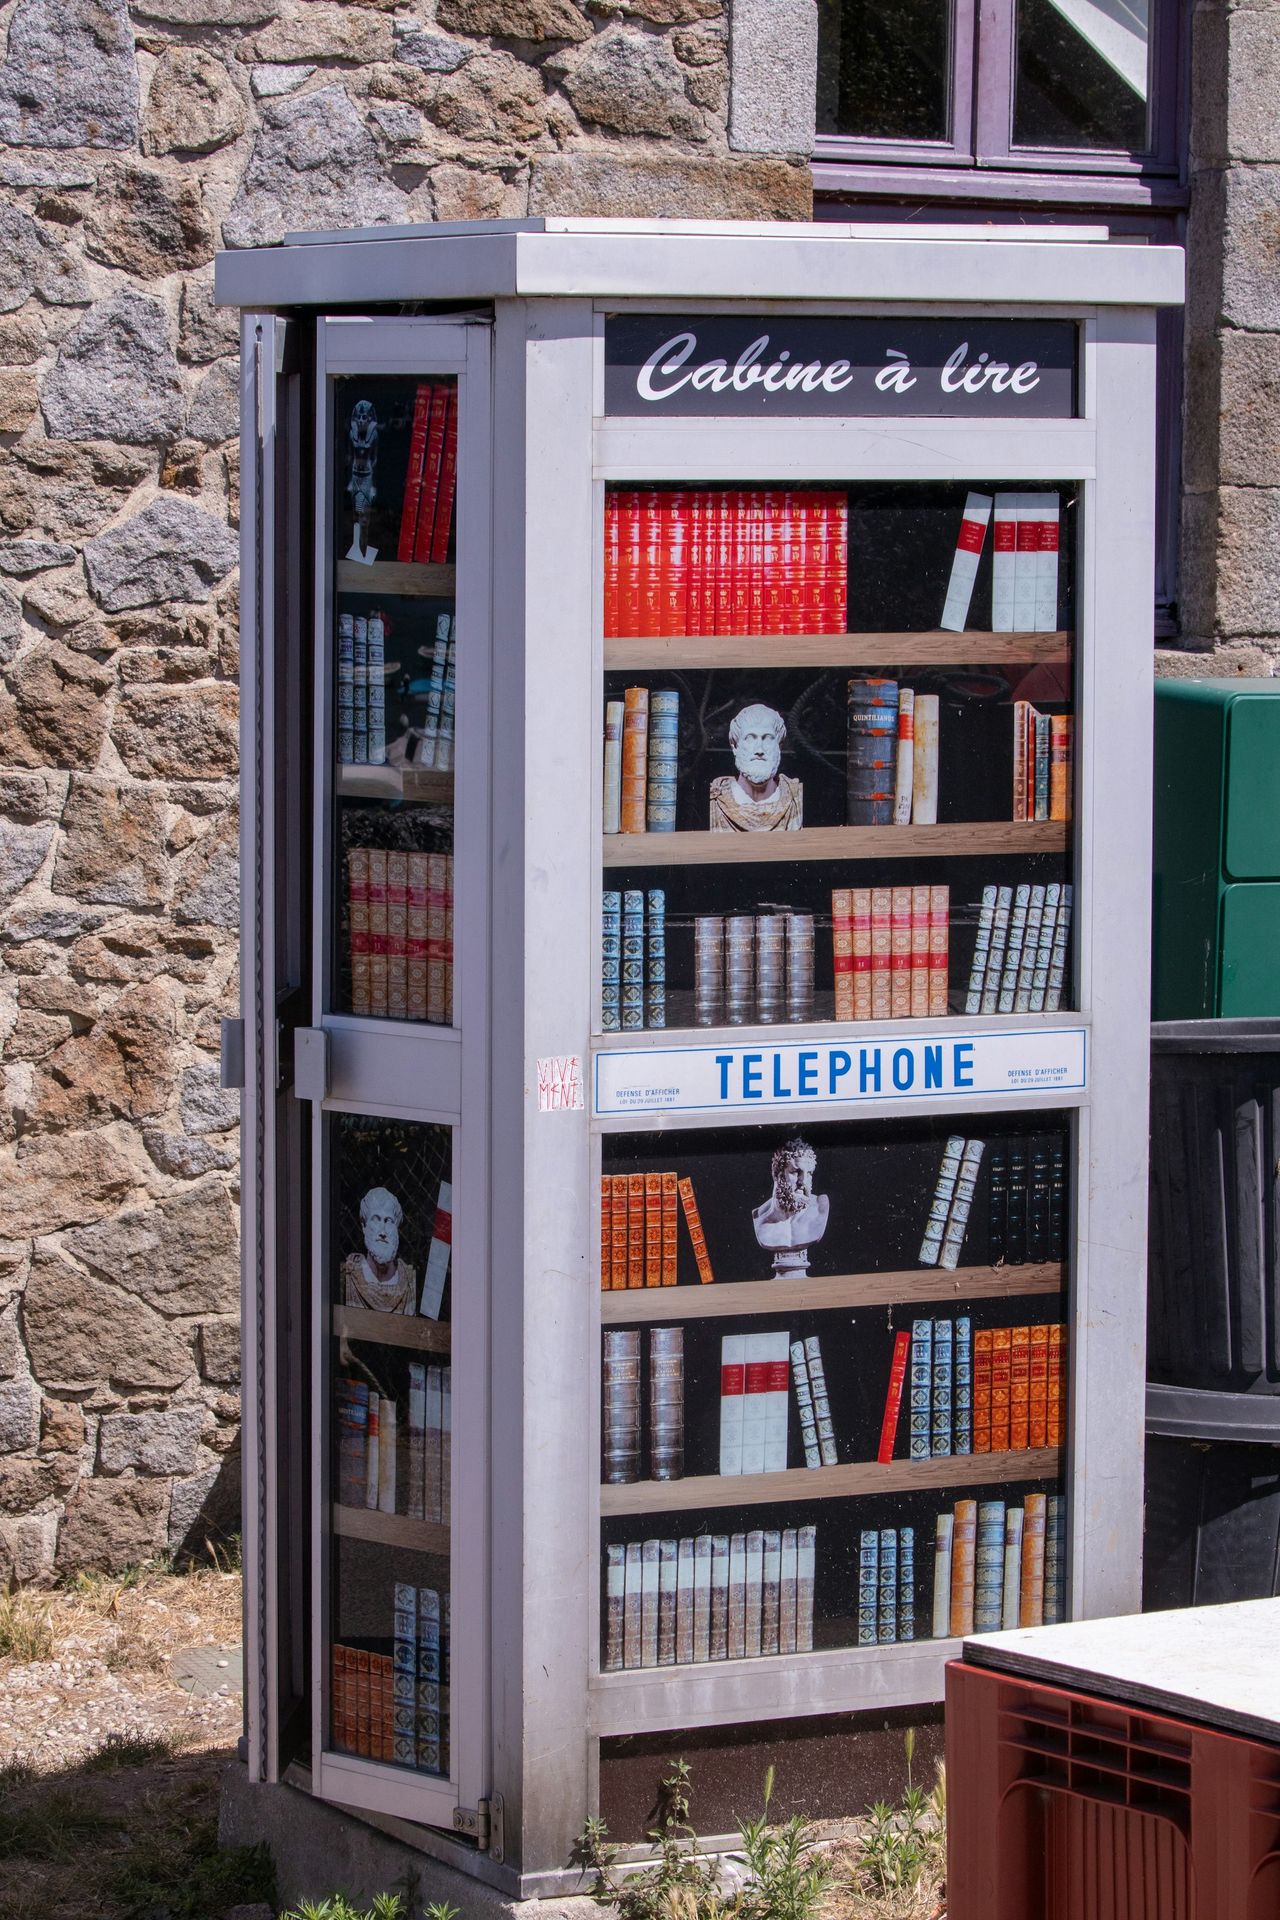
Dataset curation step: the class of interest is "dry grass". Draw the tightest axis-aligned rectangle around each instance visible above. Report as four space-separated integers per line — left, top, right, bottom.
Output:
56 1563 244 1678
0 1592 54 1664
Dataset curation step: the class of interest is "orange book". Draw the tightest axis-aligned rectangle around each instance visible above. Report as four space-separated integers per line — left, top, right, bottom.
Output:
852 886 873 1020
610 1175 628 1292
973 1327 993 1453
644 1172 663 1288
1047 1322 1065 1446
831 887 854 1022
890 886 912 1019
406 852 429 1021
332 1645 347 1751
1050 714 1073 822
949 1499 977 1637
386 850 408 1021
620 686 649 834
367 850 389 1018
928 883 950 1017
600 1176 612 1291
355 1649 371 1758
1019 1493 1047 1626
627 1173 645 1289
990 1327 1012 1452
661 1171 679 1285
870 887 892 1019
909 883 931 1018
678 1176 714 1284
1028 1323 1050 1448
1009 1324 1031 1450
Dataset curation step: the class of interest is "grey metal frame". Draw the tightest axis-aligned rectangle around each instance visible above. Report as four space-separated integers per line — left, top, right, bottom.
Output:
225 221 1181 1888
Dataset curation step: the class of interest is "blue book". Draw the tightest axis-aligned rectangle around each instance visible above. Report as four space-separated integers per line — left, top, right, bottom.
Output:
909 1318 933 1461
954 1316 973 1455
931 1317 954 1457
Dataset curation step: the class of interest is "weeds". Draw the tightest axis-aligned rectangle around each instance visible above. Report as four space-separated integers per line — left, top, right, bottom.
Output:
735 1769 829 1920
281 1898 414 1920
81 1728 182 1773
0 1757 36 1792
853 1733 946 1905
0 1795 121 1864
0 1591 54 1664
104 1809 274 1920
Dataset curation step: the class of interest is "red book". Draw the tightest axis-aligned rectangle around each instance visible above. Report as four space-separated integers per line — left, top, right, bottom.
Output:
761 490 782 633
831 886 854 1022
877 1330 910 1463
619 491 642 638
663 490 689 637
640 491 664 636
699 490 717 635
686 493 704 638
397 384 431 562
714 491 733 636
831 492 848 631
604 490 619 638
731 489 751 632
428 385 458 563
973 1327 993 1452
412 383 446 562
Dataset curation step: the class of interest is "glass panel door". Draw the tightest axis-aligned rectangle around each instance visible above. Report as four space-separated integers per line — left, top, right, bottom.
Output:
310 319 489 1829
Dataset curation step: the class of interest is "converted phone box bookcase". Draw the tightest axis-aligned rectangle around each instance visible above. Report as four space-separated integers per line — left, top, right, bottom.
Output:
215 219 1182 1894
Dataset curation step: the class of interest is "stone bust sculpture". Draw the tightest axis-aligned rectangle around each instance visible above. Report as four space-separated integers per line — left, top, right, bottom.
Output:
752 1137 830 1277
709 702 803 832
341 1185 416 1314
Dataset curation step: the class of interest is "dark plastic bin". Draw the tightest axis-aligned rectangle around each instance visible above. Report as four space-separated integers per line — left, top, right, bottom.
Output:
1148 1019 1280 1393
1143 1431 1280 1611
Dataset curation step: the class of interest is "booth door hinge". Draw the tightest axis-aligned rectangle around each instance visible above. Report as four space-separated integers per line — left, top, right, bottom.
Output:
219 1017 245 1091
452 1796 501 1855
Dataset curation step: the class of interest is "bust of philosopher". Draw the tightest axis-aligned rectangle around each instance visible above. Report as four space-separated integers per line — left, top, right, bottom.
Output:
341 1185 417 1314
709 702 803 832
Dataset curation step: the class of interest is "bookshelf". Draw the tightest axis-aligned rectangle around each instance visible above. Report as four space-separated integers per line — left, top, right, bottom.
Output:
603 822 1067 868
332 1305 451 1353
332 1504 450 1555
336 766 454 805
336 560 455 598
599 1262 1064 1324
600 1446 1063 1517
606 631 1073 671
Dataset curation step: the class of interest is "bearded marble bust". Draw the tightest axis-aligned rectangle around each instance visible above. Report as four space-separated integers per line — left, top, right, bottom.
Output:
709 702 803 832
341 1185 417 1314
752 1138 830 1277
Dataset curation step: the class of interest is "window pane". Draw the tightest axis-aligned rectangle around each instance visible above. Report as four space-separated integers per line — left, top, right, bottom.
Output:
816 0 951 142
1013 0 1149 151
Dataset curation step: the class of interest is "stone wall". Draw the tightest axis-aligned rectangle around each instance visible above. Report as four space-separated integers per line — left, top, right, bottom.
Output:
0 0 811 1580
1172 0 1280 675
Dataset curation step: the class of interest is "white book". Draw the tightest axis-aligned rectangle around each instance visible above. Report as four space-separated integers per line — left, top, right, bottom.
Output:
420 1178 452 1318
407 1362 426 1521
728 1533 747 1659
790 1340 821 1468
675 1537 695 1667
692 1534 712 1663
939 491 992 632
920 1132 966 1266
424 1367 442 1525
1045 885 1072 1012
764 1330 791 1473
991 493 1017 632
436 636 457 773
998 883 1031 1013
911 693 940 825
710 1534 730 1661
745 1529 765 1658
892 686 915 825
965 885 997 1015
602 698 624 836
1002 1507 1025 1630
719 1333 746 1475
604 1543 626 1672
803 1334 838 1467
796 1525 816 1653
1015 884 1046 1011
378 1397 397 1515
779 1528 798 1655
1033 493 1060 630
981 885 1013 1013
640 1537 660 1669
623 1541 643 1670
657 1538 678 1667
1013 495 1039 632
416 619 450 768
1030 882 1061 1013
941 1139 985 1272
932 1511 955 1638
761 1529 782 1656
363 1391 380 1511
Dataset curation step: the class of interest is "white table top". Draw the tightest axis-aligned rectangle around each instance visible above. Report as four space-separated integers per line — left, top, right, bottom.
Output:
964 1598 1280 1744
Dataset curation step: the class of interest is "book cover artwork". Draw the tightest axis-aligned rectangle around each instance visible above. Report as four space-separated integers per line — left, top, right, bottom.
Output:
753 1135 829 1277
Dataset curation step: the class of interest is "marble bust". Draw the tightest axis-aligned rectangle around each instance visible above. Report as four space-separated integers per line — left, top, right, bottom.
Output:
752 1137 830 1278
341 1185 417 1314
709 702 803 832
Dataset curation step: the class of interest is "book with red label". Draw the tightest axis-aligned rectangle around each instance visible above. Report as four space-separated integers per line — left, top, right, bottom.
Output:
719 1333 746 1474
1047 1322 1065 1445
604 491 620 638
348 847 371 1017
397 383 432 561
412 383 447 563
367 849 389 1018
1050 713 1073 821
852 885 873 1020
939 490 992 632
877 1329 910 1463
890 885 912 1019
831 887 854 1021
741 1330 790 1474
428 385 458 565
406 852 429 1021
910 882 931 1018
420 1180 452 1318
870 885 892 1019
1028 1323 1050 1447
1009 1323 1031 1449
386 850 408 1021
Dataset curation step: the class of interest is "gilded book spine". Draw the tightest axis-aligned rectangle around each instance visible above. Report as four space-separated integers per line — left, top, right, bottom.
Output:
646 889 666 1030
661 1171 678 1286
693 1534 712 1662
911 693 940 825
998 882 1030 1013
1014 884 1046 1012
910 882 931 1018
973 1327 993 1453
890 885 912 1019
931 1316 953 1458
604 1543 625 1671
909 1316 933 1461
1043 1494 1067 1623
657 1538 678 1667
602 1329 641 1485
954 1315 973 1456
710 1534 729 1660
622 889 645 1031
679 1176 714 1283
853 886 873 1020
919 1133 965 1267
892 686 915 825
981 884 1013 1014
602 699 623 836
877 1526 898 1645
644 1172 663 1289
941 1138 985 1272
620 687 649 835
366 612 386 766
929 882 950 1017
744 1529 764 1658
676 1536 695 1666
1050 712 1072 822
386 850 408 1021
931 1511 954 1639
1002 1506 1025 1629
803 1334 838 1466
649 1326 684 1482
367 849 389 1017
640 1538 660 1668
1019 1493 1047 1626
623 1543 642 1669
858 1528 878 1647
973 1499 1005 1633
348 848 371 1017
870 886 892 1018
831 887 854 1022
940 491 992 632
949 1498 978 1638
790 1339 821 1469
846 677 898 826
779 1528 798 1655
646 690 679 833
601 889 621 1034
966 884 997 1015
899 1527 915 1643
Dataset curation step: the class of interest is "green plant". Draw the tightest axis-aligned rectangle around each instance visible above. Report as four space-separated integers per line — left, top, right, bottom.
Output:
281 1897 408 1920
82 1728 182 1773
0 1590 54 1663
576 1759 727 1920
733 1768 828 1920
854 1731 945 1900
0 1795 121 1864
105 1810 274 1920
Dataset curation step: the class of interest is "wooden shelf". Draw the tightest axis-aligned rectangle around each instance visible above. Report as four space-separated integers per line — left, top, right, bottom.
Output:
332 1305 450 1353
332 1505 449 1555
599 1263 1063 1324
336 560 455 599
606 631 1072 670
336 765 453 806
603 821 1068 867
600 1447 1063 1518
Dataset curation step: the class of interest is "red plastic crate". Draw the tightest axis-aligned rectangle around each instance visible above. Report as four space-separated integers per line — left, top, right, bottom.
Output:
946 1660 1280 1919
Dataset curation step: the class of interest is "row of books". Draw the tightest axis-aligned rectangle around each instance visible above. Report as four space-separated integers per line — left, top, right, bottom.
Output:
832 885 949 1022
603 1327 683 1484
604 490 849 639
599 1170 714 1291
989 1135 1067 1265
694 910 814 1028
935 1493 1066 1635
335 1368 452 1522
858 1526 916 1645
602 887 665 1032
941 491 1060 633
331 1584 449 1773
720 1331 791 1475
605 687 678 834
1013 701 1071 823
964 881 1071 1015
346 848 453 1023
882 1316 1066 1466
603 1527 818 1670
395 379 458 565
847 680 940 826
